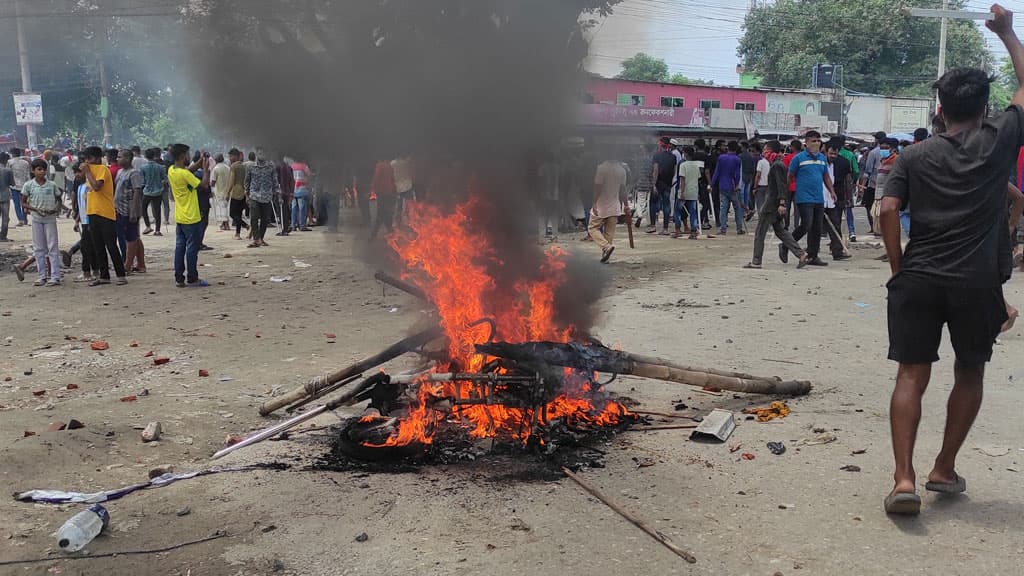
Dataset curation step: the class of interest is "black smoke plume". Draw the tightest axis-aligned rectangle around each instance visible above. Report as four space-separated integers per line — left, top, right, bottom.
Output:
190 0 620 335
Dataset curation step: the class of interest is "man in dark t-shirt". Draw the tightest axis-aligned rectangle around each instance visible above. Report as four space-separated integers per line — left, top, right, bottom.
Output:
648 137 676 234
693 139 712 229
878 4 1022 517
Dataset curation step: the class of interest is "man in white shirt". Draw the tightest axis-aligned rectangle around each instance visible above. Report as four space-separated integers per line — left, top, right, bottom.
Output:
211 154 232 230
752 142 771 216
588 151 628 263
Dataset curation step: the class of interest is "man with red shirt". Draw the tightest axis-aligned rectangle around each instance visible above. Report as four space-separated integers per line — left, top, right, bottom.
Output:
291 158 312 232
782 139 802 229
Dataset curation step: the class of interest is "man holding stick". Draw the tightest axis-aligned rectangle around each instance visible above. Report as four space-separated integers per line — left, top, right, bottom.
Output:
879 3 1022 515
588 149 628 263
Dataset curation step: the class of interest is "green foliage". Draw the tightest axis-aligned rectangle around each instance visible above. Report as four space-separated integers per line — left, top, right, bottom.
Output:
616 53 714 85
990 58 1018 111
617 53 670 82
669 73 713 86
738 0 992 97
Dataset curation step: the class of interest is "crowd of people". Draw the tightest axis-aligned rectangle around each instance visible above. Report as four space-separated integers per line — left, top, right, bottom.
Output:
566 128 1024 277
0 144 331 287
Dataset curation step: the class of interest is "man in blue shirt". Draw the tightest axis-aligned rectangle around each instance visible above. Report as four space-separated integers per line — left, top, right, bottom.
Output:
711 141 745 234
788 130 835 266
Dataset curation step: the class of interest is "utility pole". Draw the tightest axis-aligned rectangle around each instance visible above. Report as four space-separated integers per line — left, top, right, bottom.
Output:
937 0 948 110
906 6 995 112
98 57 112 146
15 0 36 150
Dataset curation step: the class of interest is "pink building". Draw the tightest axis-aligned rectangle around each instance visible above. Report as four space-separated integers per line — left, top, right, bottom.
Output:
586 78 768 111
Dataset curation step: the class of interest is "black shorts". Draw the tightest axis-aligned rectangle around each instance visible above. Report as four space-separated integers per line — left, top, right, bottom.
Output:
887 273 1008 365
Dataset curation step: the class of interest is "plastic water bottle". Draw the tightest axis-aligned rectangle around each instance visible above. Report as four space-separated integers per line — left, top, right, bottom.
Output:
55 504 109 552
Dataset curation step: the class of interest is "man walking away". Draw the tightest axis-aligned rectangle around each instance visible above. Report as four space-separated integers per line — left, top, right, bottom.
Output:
588 149 627 263
537 152 561 242
745 141 807 269
649 137 675 235
825 141 853 261
82 146 127 286
712 141 745 234
788 131 834 266
292 157 313 231
226 148 248 239
0 153 13 242
212 153 231 231
693 140 713 229
140 148 166 236
370 160 397 240
168 143 211 287
391 154 414 228
836 136 861 240
244 148 278 248
858 131 886 235
676 146 702 239
9 148 30 227
277 156 295 236
879 3 1021 516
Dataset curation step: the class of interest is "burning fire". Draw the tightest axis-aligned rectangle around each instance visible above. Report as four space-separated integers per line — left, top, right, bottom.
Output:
367 198 631 447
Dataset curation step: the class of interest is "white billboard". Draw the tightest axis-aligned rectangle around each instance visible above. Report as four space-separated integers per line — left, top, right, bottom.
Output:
13 93 42 125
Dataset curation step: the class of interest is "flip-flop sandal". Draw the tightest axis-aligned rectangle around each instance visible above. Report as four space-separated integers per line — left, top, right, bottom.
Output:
925 474 966 494
884 492 921 515
742 262 761 269
600 246 615 263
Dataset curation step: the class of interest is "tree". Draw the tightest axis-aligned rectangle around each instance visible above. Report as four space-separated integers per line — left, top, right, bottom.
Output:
616 53 669 82
615 53 714 85
990 58 1018 111
669 73 713 86
738 0 992 97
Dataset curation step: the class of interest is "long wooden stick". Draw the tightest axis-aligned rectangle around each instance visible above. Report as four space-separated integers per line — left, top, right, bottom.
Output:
259 326 444 416
561 467 696 564
477 342 812 396
627 359 811 396
631 410 697 419
374 271 429 301
630 424 699 431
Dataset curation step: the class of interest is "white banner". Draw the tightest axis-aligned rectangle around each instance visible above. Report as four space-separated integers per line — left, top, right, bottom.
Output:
13 93 42 125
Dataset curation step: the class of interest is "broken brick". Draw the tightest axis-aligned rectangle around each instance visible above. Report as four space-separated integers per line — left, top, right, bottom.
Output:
90 341 110 351
120 395 138 402
198 369 209 377
153 357 170 365
66 383 79 390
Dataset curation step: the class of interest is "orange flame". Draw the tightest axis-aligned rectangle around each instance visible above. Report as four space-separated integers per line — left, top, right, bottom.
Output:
366 197 631 448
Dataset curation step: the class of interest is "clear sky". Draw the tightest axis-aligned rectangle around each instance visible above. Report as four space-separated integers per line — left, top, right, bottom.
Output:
585 0 1024 87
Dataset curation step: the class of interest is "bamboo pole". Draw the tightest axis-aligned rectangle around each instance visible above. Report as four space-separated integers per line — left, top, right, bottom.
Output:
629 424 699 431
374 271 428 301
561 467 696 564
476 342 812 396
259 326 444 416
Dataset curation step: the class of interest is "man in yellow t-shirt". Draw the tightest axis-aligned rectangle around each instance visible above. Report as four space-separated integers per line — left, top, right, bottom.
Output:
168 143 211 287
82 146 126 285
